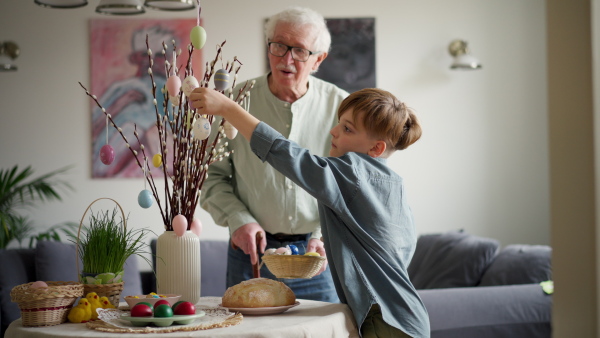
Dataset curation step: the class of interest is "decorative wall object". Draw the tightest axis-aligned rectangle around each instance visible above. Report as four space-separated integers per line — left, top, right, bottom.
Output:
90 18 200 178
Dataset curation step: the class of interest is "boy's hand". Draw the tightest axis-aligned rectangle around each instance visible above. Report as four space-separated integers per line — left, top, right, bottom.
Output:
307 238 328 275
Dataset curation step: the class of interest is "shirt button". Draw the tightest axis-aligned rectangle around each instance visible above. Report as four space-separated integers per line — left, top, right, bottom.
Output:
288 216 293 221
284 103 290 108
286 124 290 129
287 184 293 189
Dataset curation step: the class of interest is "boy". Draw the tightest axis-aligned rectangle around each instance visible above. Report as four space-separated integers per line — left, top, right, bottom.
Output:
191 87 430 337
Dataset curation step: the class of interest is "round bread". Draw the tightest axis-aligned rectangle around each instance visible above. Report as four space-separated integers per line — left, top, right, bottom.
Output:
222 278 296 308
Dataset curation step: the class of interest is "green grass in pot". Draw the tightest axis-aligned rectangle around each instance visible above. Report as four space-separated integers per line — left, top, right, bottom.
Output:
72 207 153 284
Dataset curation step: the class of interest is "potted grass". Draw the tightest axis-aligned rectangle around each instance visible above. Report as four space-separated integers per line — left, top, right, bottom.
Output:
71 198 153 306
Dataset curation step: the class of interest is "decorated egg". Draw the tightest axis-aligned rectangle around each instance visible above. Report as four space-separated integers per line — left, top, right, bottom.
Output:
172 214 188 237
214 69 230 91
100 144 115 165
131 303 153 317
138 189 153 209
190 218 202 236
30 281 48 288
193 116 211 140
152 153 162 168
166 75 181 97
190 26 207 50
264 248 277 256
223 121 238 139
154 304 174 318
288 244 299 255
169 95 180 106
304 252 321 257
275 247 291 255
182 75 199 97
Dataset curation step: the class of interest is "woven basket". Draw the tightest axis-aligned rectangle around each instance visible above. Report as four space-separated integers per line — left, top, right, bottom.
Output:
10 281 84 327
76 198 127 307
261 255 326 279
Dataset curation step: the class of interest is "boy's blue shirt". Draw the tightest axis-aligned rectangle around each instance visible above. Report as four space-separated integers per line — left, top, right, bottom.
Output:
251 122 430 337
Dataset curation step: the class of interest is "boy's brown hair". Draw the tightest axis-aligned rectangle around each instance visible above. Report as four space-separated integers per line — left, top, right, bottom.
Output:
337 88 422 151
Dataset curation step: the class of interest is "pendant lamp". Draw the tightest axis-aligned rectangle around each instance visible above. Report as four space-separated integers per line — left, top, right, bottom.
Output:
96 0 145 15
34 0 87 8
144 0 194 11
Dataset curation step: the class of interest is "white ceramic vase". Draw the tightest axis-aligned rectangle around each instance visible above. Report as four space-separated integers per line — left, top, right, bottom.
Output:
156 230 201 304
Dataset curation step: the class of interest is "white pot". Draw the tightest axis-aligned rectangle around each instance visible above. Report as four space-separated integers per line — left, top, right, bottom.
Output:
156 230 201 304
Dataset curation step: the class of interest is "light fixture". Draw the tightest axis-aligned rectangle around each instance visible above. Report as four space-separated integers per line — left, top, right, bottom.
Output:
0 41 19 72
34 0 87 8
448 39 482 70
96 0 145 15
144 0 195 11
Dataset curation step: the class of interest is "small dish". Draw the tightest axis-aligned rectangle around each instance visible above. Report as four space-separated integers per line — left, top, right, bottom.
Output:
124 294 181 309
120 311 205 327
220 301 300 315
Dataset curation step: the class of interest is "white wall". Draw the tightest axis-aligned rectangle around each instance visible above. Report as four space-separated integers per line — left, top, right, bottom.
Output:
0 0 548 270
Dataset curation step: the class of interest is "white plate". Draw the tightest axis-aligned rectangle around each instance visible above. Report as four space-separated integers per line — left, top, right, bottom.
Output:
120 311 205 327
220 301 300 315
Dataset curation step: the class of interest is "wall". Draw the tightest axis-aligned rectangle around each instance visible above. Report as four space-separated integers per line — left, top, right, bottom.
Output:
0 0 549 269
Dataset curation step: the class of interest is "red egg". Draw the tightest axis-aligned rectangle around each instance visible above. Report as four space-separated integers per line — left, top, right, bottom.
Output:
173 301 196 315
100 144 115 165
130 303 153 317
154 299 170 307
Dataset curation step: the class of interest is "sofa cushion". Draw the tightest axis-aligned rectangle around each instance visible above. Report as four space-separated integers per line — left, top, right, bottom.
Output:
479 244 552 286
408 230 500 289
35 241 142 300
0 248 37 337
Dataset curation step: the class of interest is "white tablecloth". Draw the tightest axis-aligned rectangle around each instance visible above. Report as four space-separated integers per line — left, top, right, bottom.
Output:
6 298 359 338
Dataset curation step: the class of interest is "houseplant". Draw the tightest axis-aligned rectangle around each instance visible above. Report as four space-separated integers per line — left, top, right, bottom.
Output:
0 165 75 249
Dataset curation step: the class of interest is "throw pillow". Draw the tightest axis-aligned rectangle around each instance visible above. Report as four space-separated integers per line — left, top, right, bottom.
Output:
479 244 552 286
408 230 500 289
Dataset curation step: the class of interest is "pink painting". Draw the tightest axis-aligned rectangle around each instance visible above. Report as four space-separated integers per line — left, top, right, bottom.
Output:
90 18 200 178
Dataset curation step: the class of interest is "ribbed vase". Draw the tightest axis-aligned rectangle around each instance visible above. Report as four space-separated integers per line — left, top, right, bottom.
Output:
156 230 201 305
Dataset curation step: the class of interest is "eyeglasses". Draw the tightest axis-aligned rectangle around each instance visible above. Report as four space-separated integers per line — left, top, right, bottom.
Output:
267 42 315 62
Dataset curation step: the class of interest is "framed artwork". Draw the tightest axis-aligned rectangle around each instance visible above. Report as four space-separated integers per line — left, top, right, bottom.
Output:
314 18 376 93
90 18 200 178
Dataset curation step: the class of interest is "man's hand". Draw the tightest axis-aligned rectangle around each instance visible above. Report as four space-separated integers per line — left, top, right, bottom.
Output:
231 223 266 266
306 238 328 275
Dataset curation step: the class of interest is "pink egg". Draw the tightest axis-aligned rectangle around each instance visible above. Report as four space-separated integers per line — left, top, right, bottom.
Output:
172 215 188 237
30 281 48 288
166 75 181 97
275 247 289 255
100 144 115 165
182 75 199 97
190 218 202 237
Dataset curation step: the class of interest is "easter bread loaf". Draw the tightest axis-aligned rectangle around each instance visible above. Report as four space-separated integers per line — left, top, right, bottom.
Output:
222 278 296 308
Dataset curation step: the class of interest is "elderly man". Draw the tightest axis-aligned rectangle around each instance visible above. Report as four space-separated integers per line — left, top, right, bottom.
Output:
200 7 348 302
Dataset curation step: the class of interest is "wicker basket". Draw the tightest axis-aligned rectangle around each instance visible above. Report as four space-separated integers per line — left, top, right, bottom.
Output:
10 281 84 327
261 255 326 279
76 198 127 307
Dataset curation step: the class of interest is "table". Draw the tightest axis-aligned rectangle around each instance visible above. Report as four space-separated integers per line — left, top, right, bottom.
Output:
6 298 359 337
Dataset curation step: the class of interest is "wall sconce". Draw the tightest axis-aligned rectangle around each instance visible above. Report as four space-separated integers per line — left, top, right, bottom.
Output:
448 39 482 70
35 0 87 8
96 0 145 15
0 41 20 72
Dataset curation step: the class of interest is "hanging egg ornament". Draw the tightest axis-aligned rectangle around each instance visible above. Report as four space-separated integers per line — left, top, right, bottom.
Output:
166 75 181 102
192 116 211 140
223 121 238 139
172 215 188 237
100 144 115 165
214 69 230 91
190 26 207 50
190 218 202 237
152 154 162 168
138 189 153 209
182 75 199 97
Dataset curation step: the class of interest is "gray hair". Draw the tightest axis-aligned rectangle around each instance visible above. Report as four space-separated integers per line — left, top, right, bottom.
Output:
264 7 331 53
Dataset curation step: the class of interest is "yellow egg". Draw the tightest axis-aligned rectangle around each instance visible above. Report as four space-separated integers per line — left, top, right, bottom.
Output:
304 252 321 257
152 153 162 168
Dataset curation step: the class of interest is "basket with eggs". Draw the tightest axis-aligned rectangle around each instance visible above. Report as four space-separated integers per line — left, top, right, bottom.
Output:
260 245 326 279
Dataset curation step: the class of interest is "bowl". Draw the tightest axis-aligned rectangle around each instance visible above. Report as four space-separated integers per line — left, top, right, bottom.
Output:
124 294 181 309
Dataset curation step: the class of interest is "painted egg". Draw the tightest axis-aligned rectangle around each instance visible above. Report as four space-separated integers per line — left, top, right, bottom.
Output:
193 116 211 140
288 244 299 255
214 69 230 91
182 75 199 97
30 281 48 288
275 247 291 255
166 75 181 97
154 304 174 318
223 121 238 139
152 153 162 168
100 144 115 165
190 218 202 237
172 214 188 237
264 248 277 256
138 189 153 209
190 26 207 50
131 303 153 317
169 95 180 106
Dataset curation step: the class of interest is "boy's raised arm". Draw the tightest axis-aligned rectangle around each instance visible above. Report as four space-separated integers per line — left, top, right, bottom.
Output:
190 87 260 141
